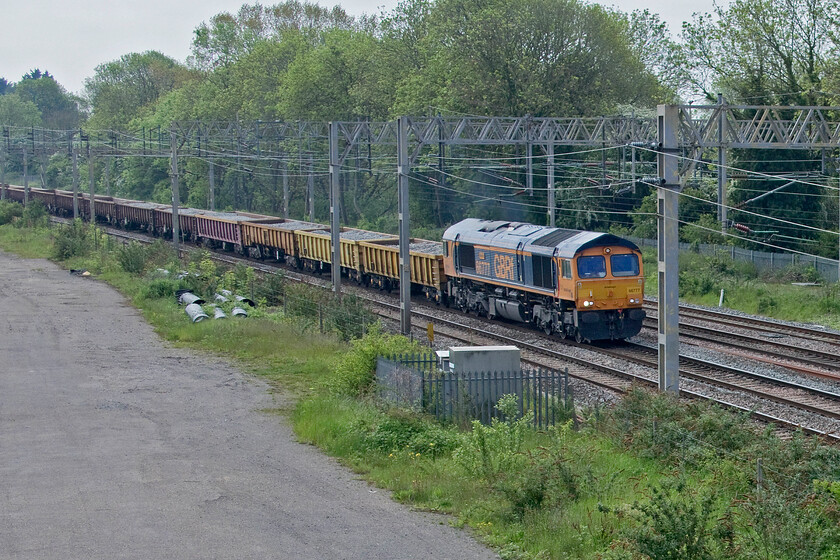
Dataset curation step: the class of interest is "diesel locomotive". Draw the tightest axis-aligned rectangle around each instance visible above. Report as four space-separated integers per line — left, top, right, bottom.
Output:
442 218 645 342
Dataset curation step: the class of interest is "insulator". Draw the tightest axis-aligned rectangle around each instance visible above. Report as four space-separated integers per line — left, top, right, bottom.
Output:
639 176 665 185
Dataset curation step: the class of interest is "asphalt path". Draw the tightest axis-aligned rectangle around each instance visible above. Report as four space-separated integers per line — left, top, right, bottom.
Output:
0 251 498 560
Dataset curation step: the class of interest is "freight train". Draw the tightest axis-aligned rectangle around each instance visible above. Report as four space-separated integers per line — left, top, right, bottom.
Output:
1 185 645 342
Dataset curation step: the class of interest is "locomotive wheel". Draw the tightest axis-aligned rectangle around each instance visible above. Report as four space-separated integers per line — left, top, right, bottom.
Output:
543 323 552 335
575 330 583 344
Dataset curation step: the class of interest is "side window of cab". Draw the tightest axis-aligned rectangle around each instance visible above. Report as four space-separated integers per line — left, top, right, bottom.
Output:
561 259 572 279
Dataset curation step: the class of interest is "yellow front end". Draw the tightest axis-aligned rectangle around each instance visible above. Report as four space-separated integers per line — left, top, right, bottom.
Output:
573 247 645 311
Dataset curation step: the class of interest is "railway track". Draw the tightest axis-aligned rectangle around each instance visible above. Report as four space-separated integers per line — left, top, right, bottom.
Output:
642 316 840 378
375 300 840 441
54 217 840 441
643 299 840 345
597 342 840 420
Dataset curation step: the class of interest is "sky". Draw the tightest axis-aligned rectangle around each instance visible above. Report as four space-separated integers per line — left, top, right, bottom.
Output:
2 0 722 97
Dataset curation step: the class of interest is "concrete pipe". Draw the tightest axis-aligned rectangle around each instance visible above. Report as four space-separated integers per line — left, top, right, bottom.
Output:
232 306 248 318
185 303 209 323
234 295 256 307
177 291 206 306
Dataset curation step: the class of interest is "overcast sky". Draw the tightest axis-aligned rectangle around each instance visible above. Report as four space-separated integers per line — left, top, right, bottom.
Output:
3 0 722 96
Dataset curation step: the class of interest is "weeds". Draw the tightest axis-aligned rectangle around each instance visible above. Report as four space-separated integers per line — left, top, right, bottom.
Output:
51 219 93 260
328 324 421 396
0 201 23 225
117 241 148 274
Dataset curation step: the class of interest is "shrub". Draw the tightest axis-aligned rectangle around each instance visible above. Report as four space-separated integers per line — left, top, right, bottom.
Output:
117 241 148 275
494 444 578 520
51 219 93 260
453 395 533 483
17 201 48 228
360 410 460 455
142 278 184 300
623 478 719 560
324 294 376 341
328 324 421 396
251 270 286 306
0 201 23 225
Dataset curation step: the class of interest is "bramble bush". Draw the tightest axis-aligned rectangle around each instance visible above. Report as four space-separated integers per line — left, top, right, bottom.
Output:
327 324 421 396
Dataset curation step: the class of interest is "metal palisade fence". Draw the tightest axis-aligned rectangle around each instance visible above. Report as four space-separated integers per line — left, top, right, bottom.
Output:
630 236 840 283
376 354 573 428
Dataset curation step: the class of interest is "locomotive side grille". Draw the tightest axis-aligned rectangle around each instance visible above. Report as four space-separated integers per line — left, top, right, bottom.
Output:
531 229 579 247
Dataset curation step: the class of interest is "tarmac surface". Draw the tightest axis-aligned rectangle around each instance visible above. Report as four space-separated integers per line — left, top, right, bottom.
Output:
0 251 498 560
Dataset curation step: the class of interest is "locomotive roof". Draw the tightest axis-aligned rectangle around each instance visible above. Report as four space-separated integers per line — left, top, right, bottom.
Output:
442 218 639 258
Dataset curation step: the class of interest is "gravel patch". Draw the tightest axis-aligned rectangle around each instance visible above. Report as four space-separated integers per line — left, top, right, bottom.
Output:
0 251 498 560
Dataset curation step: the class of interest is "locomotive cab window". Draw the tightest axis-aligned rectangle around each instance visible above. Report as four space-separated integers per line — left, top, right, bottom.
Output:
610 253 640 277
577 255 606 278
561 259 572 279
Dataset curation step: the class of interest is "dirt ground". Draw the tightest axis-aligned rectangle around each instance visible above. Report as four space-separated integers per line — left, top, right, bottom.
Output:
0 251 498 560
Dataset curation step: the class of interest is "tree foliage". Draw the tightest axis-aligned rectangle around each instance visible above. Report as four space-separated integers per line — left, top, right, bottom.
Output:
189 1 362 71
0 94 42 127
680 0 840 104
13 72 81 129
85 51 196 129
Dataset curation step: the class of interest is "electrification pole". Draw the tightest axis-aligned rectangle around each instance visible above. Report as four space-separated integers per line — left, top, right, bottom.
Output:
208 157 215 211
307 152 315 222
657 105 682 393
547 142 555 227
88 142 95 223
397 116 412 336
104 156 111 197
329 121 342 297
72 141 79 218
22 146 29 204
169 127 181 255
718 94 728 231
0 138 6 201
282 162 289 219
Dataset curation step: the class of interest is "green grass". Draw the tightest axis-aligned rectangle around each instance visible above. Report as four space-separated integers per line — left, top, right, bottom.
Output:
0 224 53 258
642 247 840 330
